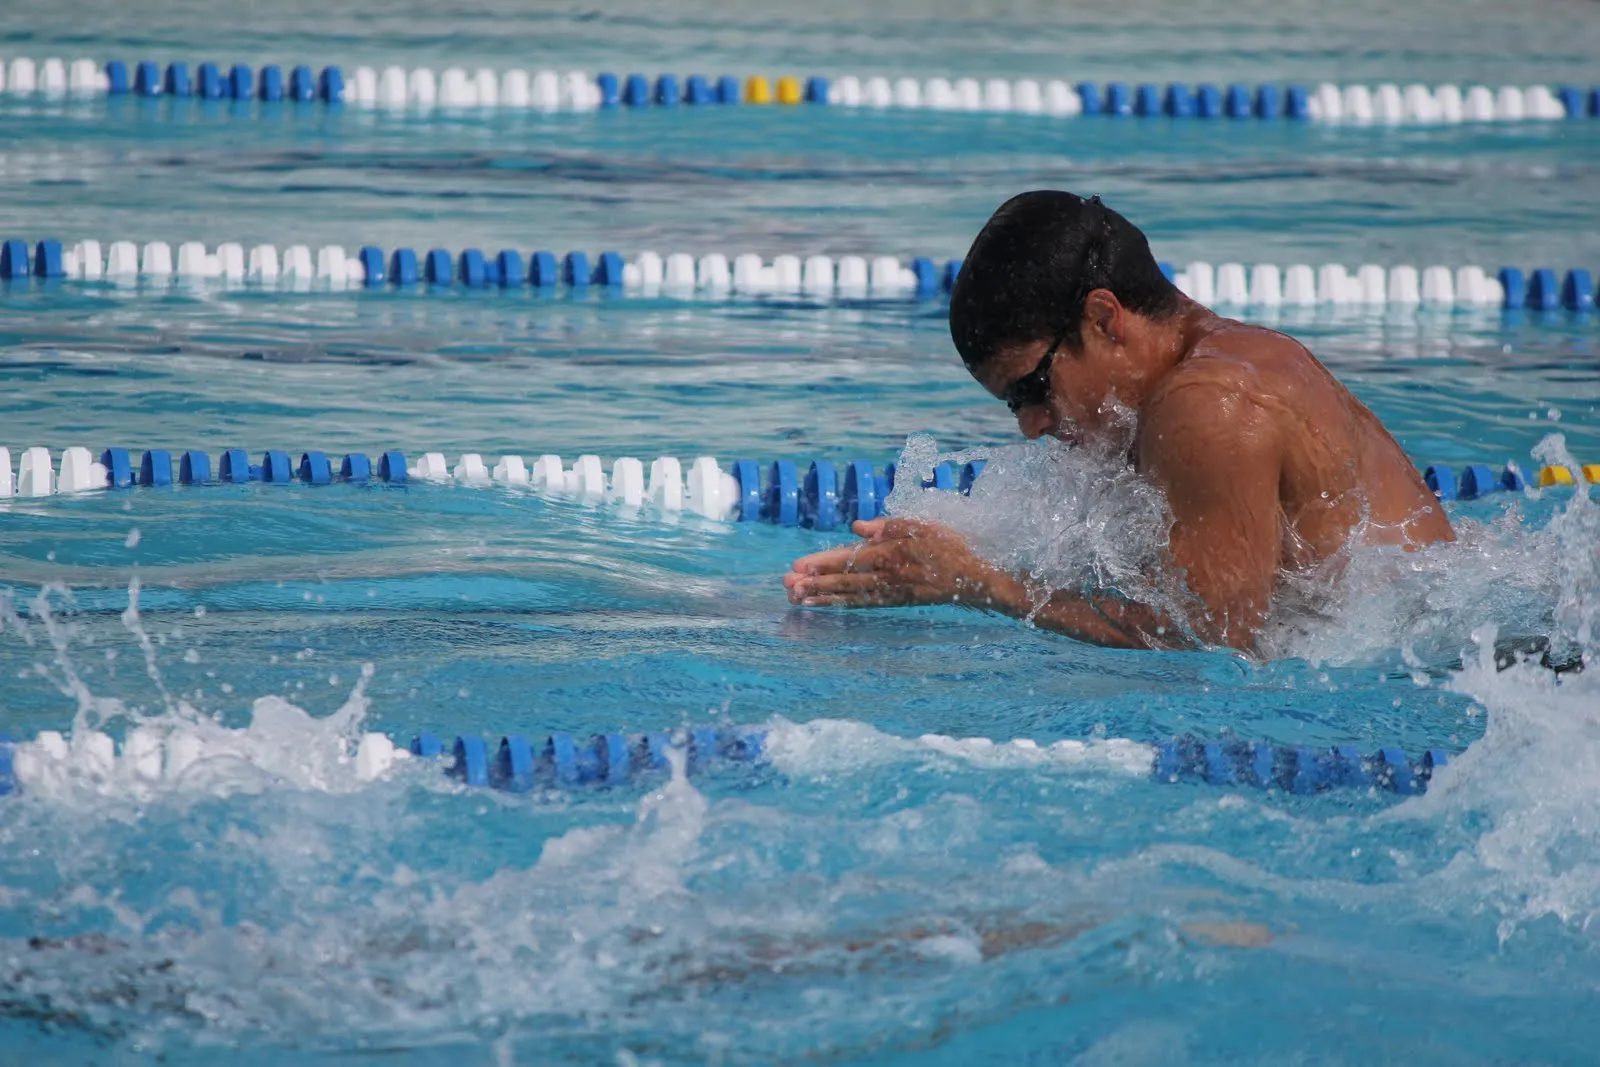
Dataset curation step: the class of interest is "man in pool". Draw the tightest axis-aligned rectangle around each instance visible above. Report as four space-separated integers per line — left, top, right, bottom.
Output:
784 190 1454 651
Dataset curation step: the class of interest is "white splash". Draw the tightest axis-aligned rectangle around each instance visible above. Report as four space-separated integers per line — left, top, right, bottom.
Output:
1259 434 1592 668
1 581 401 804
885 431 1591 670
8 674 401 804
885 431 1189 631
1405 641 1600 931
1380 437 1597 932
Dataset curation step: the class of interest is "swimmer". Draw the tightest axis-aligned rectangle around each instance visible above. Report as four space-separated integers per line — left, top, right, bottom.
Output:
785 190 1454 651
2 914 1273 1038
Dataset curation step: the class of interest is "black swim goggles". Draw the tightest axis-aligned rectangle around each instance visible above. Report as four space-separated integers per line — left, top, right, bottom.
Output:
1002 329 1068 414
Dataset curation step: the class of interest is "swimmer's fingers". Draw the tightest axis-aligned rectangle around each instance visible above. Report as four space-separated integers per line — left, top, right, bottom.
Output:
794 572 882 595
790 520 935 576
795 593 877 608
787 572 883 606
850 518 890 540
795 589 891 608
790 544 883 576
859 517 952 542
789 545 860 575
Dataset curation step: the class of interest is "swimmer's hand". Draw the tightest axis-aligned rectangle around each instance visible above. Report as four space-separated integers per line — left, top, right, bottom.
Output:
784 520 1182 650
784 518 1005 609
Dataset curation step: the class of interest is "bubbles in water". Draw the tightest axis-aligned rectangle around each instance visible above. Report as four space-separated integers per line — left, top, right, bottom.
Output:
886 431 1191 635
1389 636 1600 933
0 431 1595 1058
885 431 1592 672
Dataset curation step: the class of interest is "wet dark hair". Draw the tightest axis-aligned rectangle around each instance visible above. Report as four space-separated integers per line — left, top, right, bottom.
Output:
949 191 1181 366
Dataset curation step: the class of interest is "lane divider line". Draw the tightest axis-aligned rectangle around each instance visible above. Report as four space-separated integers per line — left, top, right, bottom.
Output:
0 446 1581 513
1 239 1597 313
0 725 1451 797
3 57 1597 124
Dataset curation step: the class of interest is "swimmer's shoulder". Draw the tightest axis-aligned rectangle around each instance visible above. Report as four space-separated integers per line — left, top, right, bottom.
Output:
1138 350 1276 461
1147 319 1282 411
1160 318 1338 413
1140 320 1322 452
1184 318 1317 376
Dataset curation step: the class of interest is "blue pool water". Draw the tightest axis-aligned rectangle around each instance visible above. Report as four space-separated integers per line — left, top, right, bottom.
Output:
2 1 1600 1063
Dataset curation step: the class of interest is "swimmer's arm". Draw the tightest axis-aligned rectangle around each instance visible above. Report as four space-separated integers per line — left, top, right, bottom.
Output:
784 519 1182 649
783 378 1281 651
1135 373 1283 648
667 914 1271 986
984 576 1190 650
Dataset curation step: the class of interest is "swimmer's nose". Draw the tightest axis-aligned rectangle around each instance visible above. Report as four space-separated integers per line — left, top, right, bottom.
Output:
1015 405 1056 441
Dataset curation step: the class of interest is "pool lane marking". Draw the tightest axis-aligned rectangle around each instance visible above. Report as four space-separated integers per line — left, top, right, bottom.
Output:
0 446 1585 514
1 241 1597 313
4 56 1597 124
0 724 1450 798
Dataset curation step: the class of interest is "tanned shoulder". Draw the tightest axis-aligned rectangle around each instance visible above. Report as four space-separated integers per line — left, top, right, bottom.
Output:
1132 331 1292 649
1141 323 1314 435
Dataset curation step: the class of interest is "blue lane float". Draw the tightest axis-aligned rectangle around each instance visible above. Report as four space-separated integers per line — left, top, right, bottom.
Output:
1425 462 1528 500
1 237 1596 314
406 727 762 790
4 443 1561 518
0 726 1454 798
5 56 1587 124
429 728 1452 796
1151 735 1448 795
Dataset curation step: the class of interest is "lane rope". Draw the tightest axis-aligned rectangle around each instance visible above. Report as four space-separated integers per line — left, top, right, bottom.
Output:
0 239 1596 313
2 56 1596 124
0 445 1585 513
0 725 1452 797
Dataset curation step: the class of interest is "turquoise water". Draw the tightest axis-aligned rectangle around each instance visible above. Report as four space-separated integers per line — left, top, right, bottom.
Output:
2 2 1600 1063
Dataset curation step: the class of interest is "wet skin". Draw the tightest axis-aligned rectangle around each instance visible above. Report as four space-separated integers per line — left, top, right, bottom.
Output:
785 292 1454 651
3 919 1273 1036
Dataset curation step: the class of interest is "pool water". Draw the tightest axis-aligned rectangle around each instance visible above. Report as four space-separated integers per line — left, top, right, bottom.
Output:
1 1 1599 1063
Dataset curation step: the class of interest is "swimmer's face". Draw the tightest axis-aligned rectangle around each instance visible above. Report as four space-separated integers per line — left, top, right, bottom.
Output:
971 288 1133 442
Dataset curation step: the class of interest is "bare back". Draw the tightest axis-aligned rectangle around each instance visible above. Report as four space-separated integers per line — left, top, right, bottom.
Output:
1139 317 1453 576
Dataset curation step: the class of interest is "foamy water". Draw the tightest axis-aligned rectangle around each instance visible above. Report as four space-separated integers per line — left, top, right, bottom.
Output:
0 435 1594 1062
887 430 1594 670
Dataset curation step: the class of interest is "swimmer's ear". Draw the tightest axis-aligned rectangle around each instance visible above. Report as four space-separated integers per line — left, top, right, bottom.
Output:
1081 288 1125 347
